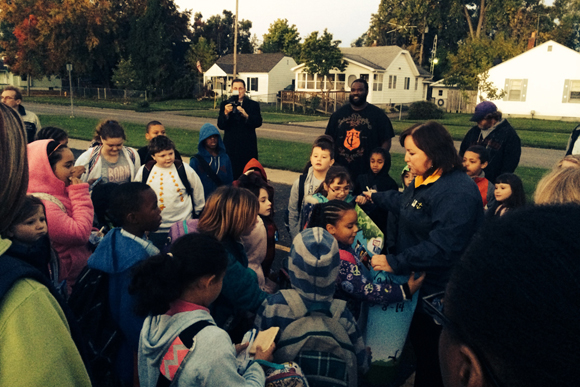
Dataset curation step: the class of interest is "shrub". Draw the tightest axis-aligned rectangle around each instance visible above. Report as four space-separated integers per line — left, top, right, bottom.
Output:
135 100 151 112
408 101 444 120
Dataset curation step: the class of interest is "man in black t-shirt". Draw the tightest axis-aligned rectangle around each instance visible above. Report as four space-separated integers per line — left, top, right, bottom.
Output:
325 79 394 181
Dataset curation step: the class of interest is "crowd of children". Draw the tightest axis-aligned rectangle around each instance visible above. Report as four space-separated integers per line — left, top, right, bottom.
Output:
5 111 580 387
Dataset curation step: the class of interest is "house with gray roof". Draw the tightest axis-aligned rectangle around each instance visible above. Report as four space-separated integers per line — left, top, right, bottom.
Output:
204 53 297 103
292 46 432 106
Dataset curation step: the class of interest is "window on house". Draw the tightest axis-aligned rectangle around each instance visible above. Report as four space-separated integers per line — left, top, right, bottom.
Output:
336 74 345 90
404 77 410 90
570 81 580 102
326 74 335 90
563 79 580 103
415 77 419 90
360 74 369 82
388 75 397 89
504 79 527 102
373 74 384 91
297 73 306 89
247 77 258 92
315 75 323 90
306 73 315 89
347 74 357 89
438 90 443 96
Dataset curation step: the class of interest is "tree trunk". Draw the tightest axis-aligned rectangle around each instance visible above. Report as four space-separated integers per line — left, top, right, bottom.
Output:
475 0 486 38
463 5 475 39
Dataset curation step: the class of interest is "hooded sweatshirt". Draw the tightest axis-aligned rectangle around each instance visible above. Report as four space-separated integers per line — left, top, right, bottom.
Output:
189 123 233 200
88 228 159 385
254 227 368 371
27 140 93 290
138 306 265 387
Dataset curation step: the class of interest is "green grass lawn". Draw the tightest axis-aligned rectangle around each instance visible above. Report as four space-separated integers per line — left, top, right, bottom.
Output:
40 114 548 199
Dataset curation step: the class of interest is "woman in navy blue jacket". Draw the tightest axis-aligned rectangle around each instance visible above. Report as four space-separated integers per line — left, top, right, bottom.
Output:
364 121 484 387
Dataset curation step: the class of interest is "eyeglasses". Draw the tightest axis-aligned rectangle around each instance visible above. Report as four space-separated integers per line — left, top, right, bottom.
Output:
423 292 504 387
1 96 15 101
328 186 350 194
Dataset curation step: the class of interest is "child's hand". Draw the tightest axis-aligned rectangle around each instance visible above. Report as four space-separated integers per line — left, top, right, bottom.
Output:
234 342 249 355
70 177 84 185
371 254 394 273
355 195 368 205
254 342 275 362
71 166 86 179
408 272 426 295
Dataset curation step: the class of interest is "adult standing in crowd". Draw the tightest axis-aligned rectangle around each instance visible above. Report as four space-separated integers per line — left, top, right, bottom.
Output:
325 78 394 181
217 79 263 179
366 122 484 387
1 86 41 143
565 123 580 155
459 101 521 183
0 103 91 386
75 119 141 185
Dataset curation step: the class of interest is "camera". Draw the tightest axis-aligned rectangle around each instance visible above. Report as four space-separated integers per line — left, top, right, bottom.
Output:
228 96 241 113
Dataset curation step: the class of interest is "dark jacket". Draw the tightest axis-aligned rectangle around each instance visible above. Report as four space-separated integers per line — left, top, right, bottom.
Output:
217 97 262 179
189 123 234 200
565 124 580 155
459 119 521 183
371 170 484 296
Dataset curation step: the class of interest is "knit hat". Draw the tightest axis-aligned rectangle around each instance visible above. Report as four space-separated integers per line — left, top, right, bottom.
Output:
288 227 340 303
470 101 497 122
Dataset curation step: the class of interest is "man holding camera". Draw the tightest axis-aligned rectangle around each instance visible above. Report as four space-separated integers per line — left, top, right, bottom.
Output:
217 78 263 179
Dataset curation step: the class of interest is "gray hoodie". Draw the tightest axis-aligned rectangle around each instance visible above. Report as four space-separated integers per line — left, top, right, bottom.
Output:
138 308 265 387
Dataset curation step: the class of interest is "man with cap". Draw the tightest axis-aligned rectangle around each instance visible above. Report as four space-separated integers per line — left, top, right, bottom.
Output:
459 101 521 183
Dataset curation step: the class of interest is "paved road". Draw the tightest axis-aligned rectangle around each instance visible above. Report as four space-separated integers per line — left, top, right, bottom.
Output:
29 102 565 169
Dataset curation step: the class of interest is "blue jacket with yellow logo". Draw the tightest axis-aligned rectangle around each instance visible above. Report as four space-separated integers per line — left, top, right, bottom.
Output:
371 169 483 296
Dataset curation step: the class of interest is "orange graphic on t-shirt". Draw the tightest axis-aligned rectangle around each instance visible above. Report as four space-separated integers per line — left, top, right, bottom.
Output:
344 128 360 151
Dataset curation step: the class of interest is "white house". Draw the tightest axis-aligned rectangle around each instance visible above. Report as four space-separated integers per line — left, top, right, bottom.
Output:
0 62 62 90
479 40 580 120
291 46 432 106
204 53 297 103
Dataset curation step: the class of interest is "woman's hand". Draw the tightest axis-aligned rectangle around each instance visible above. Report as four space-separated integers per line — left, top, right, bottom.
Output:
408 272 426 295
371 254 394 273
355 195 368 205
362 190 376 201
254 342 275 362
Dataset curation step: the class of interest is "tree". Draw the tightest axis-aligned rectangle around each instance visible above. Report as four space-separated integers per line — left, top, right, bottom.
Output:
126 0 192 93
186 37 217 73
300 29 347 92
261 19 301 60
195 10 255 56
444 34 524 96
111 57 140 90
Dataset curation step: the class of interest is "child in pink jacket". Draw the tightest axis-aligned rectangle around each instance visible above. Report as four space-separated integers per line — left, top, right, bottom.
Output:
27 140 94 293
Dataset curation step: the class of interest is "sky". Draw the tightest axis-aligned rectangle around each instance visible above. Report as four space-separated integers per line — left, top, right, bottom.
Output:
173 0 382 48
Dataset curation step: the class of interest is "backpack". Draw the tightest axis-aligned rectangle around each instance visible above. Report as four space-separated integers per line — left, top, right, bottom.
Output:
274 290 358 387
141 159 197 216
256 360 310 387
284 173 307 234
163 219 199 253
68 266 124 387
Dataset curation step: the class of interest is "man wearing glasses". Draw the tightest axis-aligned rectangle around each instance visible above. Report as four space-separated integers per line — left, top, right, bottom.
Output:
1 86 41 143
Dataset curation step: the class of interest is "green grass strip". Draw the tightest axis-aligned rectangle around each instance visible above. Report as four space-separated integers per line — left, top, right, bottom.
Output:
40 114 548 199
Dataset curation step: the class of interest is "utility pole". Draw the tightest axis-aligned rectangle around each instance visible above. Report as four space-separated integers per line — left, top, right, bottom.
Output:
430 35 438 75
233 0 239 79
66 64 74 118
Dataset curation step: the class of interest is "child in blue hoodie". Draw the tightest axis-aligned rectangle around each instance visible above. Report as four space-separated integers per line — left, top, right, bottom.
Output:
190 123 234 200
87 182 162 386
